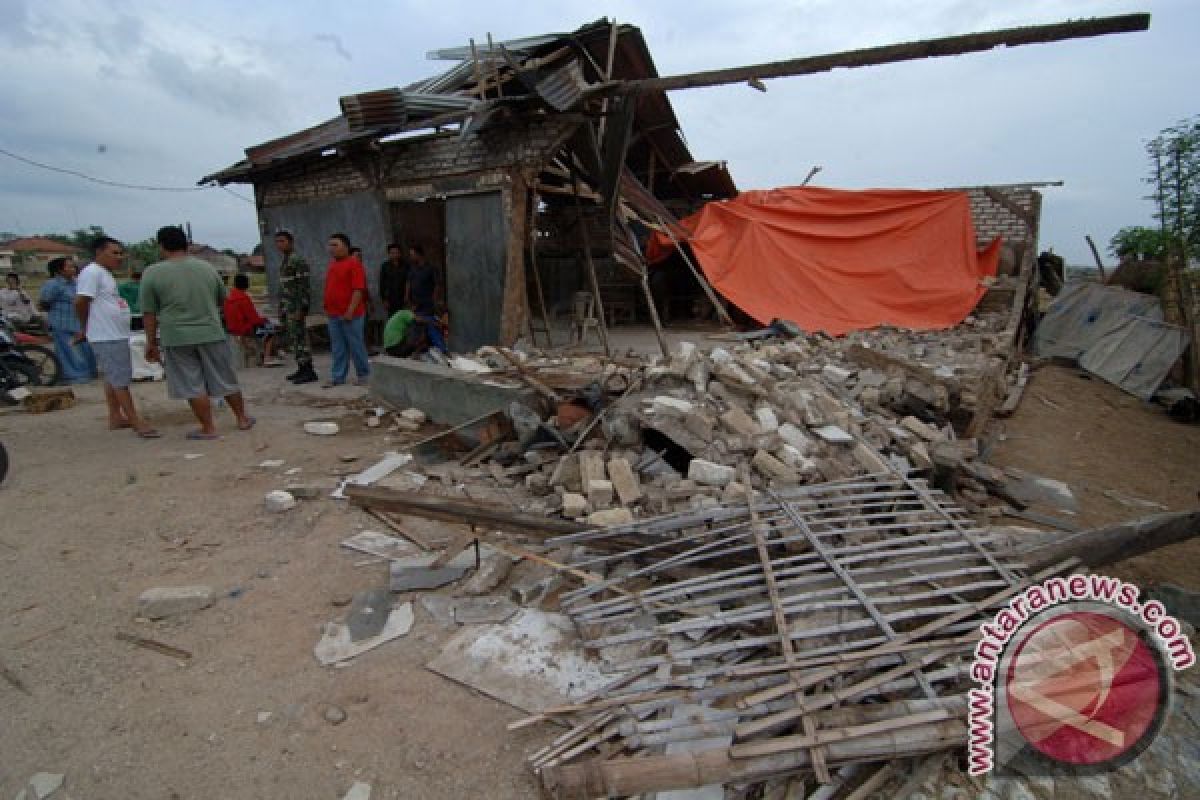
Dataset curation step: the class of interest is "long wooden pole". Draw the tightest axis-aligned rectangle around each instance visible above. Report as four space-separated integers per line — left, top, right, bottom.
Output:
624 14 1150 94
660 218 734 329
527 189 554 346
1084 234 1107 281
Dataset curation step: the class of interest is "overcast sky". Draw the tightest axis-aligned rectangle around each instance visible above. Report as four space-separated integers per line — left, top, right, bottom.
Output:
0 0 1192 264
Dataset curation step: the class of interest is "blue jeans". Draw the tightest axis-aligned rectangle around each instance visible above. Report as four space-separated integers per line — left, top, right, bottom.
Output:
327 316 370 384
52 329 97 383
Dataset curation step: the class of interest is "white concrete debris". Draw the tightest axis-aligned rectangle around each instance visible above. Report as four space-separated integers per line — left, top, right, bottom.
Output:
137 586 215 619
303 421 339 436
688 459 737 487
264 490 297 513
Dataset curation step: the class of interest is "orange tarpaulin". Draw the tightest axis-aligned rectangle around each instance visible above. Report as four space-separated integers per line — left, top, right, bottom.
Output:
649 187 1001 335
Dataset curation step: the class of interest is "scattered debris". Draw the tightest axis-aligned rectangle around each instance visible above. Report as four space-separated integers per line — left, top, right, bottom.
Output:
340 531 420 561
341 781 371 800
136 586 215 620
323 704 348 725
304 421 340 436
426 609 616 714
389 565 468 592
314 602 415 666
264 490 297 513
115 631 193 661
454 595 519 625
345 588 393 642
14 772 64 800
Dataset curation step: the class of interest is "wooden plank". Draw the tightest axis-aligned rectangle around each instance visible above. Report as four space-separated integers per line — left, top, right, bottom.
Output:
623 15 1149 94
345 485 588 536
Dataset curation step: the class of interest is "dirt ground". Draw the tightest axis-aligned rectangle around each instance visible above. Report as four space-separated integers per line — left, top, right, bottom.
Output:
1 354 1198 799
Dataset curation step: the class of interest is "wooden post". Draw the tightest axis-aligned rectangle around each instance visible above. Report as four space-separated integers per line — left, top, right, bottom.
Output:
1084 235 1107 281
468 39 487 100
572 177 611 356
597 20 620 141
660 218 735 329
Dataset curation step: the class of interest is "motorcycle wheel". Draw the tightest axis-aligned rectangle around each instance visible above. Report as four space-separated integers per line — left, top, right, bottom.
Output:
16 344 61 386
0 441 7 485
0 358 41 403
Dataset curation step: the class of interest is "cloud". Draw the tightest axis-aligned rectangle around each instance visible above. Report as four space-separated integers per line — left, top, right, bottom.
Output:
315 33 352 61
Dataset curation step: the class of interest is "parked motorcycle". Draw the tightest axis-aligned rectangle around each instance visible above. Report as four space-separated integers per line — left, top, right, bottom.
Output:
0 318 43 404
0 315 59 386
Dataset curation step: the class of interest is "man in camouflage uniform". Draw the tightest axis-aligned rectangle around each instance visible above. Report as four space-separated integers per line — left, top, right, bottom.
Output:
274 229 317 384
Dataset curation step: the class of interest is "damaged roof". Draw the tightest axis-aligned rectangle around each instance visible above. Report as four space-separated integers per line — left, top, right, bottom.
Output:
201 19 736 202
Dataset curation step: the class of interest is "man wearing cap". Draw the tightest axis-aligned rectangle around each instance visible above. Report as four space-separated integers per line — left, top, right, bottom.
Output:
274 229 316 384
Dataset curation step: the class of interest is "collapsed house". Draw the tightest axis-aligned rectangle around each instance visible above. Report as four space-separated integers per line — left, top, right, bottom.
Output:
201 14 1149 356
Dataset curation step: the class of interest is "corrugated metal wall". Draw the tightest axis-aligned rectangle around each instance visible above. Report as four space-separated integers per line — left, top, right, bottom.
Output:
259 190 389 315
445 191 507 352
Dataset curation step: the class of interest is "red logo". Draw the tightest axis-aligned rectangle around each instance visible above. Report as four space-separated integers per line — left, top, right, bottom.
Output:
1005 610 1165 767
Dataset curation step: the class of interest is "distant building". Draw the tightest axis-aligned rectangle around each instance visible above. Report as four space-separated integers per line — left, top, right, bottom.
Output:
0 237 81 275
238 253 266 273
187 243 237 275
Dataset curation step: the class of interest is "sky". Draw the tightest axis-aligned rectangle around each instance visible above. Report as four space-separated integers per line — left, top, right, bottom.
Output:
0 0 1193 265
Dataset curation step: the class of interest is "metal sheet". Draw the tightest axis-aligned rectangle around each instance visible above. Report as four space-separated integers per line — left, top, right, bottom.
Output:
259 190 389 312
445 191 508 352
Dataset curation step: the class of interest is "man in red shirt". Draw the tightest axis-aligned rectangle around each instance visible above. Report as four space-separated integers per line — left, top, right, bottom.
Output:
224 273 281 366
322 233 370 386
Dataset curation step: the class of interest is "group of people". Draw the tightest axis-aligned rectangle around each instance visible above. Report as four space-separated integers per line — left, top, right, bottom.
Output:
269 231 443 386
34 227 255 440
14 227 446 441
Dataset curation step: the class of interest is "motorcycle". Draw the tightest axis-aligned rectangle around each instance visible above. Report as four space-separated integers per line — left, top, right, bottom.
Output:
0 318 43 404
0 315 59 386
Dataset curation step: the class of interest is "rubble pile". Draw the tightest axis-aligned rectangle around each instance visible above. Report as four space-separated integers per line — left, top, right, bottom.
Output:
436 313 1016 525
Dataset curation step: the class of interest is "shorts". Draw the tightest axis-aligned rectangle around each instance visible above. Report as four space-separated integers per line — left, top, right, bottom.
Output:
90 339 133 389
163 341 241 400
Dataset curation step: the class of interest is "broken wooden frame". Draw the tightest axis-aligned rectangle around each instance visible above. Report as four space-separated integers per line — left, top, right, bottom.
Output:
520 472 1083 797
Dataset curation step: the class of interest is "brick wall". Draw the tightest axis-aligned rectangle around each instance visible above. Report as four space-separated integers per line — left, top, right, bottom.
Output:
254 115 579 209
962 186 1042 256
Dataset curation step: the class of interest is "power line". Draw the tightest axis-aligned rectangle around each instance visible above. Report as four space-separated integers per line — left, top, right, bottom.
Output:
0 145 254 204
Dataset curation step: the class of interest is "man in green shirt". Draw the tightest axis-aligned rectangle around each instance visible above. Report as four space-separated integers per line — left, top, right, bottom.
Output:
383 309 415 356
141 226 255 440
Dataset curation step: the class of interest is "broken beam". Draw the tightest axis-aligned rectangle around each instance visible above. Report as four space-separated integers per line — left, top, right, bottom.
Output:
624 14 1149 94
344 485 588 537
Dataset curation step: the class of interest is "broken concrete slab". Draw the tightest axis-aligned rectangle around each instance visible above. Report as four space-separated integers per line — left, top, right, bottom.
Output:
371 356 536 428
14 773 64 800
137 586 215 620
719 407 760 437
389 565 468 592
812 424 854 444
561 492 588 519
461 552 514 596
340 531 419 561
346 588 393 642
303 421 339 436
342 780 372 800
454 595 519 625
332 452 413 499
314 602 414 666
752 449 794 482
418 594 459 630
425 609 617 714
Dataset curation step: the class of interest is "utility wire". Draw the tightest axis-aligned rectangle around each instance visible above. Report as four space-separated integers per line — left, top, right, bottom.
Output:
0 145 254 204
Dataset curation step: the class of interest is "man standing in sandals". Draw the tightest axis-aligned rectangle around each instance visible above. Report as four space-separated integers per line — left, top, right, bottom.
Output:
274 229 316 384
75 237 159 438
140 226 255 440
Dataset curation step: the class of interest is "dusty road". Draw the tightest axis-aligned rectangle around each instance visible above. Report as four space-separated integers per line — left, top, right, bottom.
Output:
1 357 1198 799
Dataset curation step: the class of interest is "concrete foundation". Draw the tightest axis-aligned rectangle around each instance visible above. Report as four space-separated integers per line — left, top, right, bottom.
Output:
369 356 537 427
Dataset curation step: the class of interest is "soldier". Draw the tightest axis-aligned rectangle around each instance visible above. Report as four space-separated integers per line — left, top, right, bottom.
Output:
274 229 317 384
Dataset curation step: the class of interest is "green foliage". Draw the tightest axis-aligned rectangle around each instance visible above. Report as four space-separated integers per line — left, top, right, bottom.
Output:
124 238 161 271
1109 226 1170 261
1144 115 1199 261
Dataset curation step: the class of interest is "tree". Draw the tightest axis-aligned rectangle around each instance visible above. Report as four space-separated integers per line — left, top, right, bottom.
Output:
1109 226 1170 261
125 238 161 271
1145 116 1199 261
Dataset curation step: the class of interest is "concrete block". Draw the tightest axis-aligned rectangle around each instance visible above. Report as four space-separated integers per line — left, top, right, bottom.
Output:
777 423 814 454
688 459 737 487
399 408 427 424
753 407 779 432
752 449 794 481
720 407 760 436
587 508 634 527
561 492 588 518
822 364 854 384
579 451 607 488
683 411 715 440
370 357 537 429
813 425 854 444
607 458 643 506
138 586 216 620
587 479 615 509
650 396 694 414
900 415 944 442
462 552 515 595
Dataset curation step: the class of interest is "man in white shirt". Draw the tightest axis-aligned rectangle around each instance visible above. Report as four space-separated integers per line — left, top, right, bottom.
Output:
75 236 159 438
